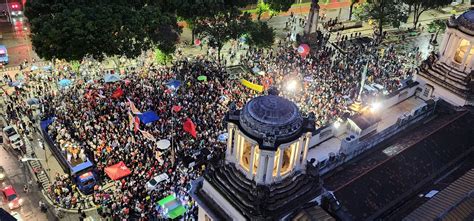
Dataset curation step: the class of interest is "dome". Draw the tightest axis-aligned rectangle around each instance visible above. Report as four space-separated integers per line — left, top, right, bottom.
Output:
449 9 474 35
239 95 304 145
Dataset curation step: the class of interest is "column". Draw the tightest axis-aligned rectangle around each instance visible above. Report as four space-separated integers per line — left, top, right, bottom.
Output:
301 133 312 168
233 133 241 164
440 32 451 56
248 144 256 178
276 147 284 178
294 137 305 169
264 151 276 184
225 125 234 162
256 151 267 184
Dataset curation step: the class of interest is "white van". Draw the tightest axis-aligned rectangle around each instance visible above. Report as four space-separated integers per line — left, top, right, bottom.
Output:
146 173 169 191
2 126 23 152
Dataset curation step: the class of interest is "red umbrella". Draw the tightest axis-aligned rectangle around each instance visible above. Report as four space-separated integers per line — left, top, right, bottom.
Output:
104 161 131 180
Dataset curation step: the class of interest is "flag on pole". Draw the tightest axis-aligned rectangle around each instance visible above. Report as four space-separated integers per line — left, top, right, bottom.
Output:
128 111 134 131
140 130 156 142
127 98 142 114
134 116 140 133
183 118 197 138
111 87 124 99
172 105 182 113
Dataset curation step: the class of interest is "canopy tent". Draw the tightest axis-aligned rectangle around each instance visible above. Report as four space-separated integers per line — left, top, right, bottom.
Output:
166 80 181 89
26 98 40 105
138 111 160 124
30 65 39 71
104 74 121 83
156 139 171 150
58 79 72 88
104 161 131 180
158 194 187 219
218 133 228 142
197 75 207 81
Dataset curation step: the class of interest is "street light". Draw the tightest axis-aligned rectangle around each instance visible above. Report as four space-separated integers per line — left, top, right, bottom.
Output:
286 80 298 92
370 102 381 113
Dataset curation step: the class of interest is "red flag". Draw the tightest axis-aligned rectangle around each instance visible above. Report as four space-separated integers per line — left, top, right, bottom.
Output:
111 87 123 99
134 116 140 133
183 118 197 138
172 105 182 113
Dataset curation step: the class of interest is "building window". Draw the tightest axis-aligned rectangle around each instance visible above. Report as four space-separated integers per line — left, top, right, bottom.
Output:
253 146 260 174
240 139 252 171
454 39 473 63
280 145 294 175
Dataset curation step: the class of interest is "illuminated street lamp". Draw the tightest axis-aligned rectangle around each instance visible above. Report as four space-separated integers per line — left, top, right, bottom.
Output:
286 80 298 92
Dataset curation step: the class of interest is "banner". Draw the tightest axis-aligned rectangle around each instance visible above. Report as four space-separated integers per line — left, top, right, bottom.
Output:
140 130 156 142
128 111 134 131
127 98 142 114
134 116 140 133
240 79 264 93
183 118 197 138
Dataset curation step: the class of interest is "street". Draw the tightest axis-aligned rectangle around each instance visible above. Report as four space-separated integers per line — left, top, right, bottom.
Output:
0 142 51 220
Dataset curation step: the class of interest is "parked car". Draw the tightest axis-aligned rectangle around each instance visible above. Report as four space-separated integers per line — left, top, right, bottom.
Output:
0 166 5 182
1 185 23 210
145 173 169 191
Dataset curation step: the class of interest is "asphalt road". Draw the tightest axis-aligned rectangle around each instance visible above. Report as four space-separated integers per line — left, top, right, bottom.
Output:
0 15 37 67
0 142 53 220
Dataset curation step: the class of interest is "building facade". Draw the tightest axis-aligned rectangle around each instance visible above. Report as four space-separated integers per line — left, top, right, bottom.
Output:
416 8 474 106
190 90 320 220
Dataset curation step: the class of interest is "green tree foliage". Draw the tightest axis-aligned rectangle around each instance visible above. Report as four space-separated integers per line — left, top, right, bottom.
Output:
427 19 447 33
247 21 275 48
402 0 451 28
265 0 294 13
194 8 253 63
349 0 360 20
25 0 180 61
354 0 408 35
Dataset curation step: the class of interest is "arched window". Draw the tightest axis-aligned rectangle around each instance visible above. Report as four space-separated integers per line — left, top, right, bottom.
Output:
454 39 473 64
280 145 295 175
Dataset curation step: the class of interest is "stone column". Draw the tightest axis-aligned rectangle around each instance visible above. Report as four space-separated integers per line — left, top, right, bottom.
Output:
256 151 267 184
294 137 305 170
225 124 235 162
248 144 256 179
301 133 312 168
304 0 320 35
264 151 276 184
440 32 451 56
234 133 241 164
446 36 461 63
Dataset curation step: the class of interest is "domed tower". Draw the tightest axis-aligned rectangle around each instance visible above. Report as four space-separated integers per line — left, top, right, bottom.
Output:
190 91 319 221
416 8 474 106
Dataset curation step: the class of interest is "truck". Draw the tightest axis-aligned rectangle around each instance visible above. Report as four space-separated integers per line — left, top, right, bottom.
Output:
40 118 98 194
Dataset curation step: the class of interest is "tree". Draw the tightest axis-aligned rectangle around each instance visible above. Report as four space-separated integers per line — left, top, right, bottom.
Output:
25 0 180 61
402 0 451 29
354 0 407 36
349 0 360 20
247 22 275 48
265 0 294 14
194 8 253 64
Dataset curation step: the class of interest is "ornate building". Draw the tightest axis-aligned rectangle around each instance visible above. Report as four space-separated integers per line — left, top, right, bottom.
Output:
416 8 474 106
190 90 321 220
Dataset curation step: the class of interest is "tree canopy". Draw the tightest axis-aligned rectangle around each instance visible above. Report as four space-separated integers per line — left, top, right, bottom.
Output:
354 0 408 35
401 0 451 28
194 7 253 62
25 0 180 61
247 21 275 48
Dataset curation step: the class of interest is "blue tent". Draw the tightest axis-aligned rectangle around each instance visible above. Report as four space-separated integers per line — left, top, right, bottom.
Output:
42 65 52 71
104 74 121 83
31 65 39 71
138 111 160 124
166 80 181 90
26 98 40 105
59 79 72 87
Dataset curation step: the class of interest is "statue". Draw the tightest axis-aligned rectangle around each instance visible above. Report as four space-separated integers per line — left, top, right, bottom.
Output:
304 0 320 35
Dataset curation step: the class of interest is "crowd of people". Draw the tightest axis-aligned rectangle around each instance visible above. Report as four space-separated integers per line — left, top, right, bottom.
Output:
0 14 420 220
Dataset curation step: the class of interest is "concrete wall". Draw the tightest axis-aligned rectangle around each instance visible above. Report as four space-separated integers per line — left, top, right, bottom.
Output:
201 179 246 221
